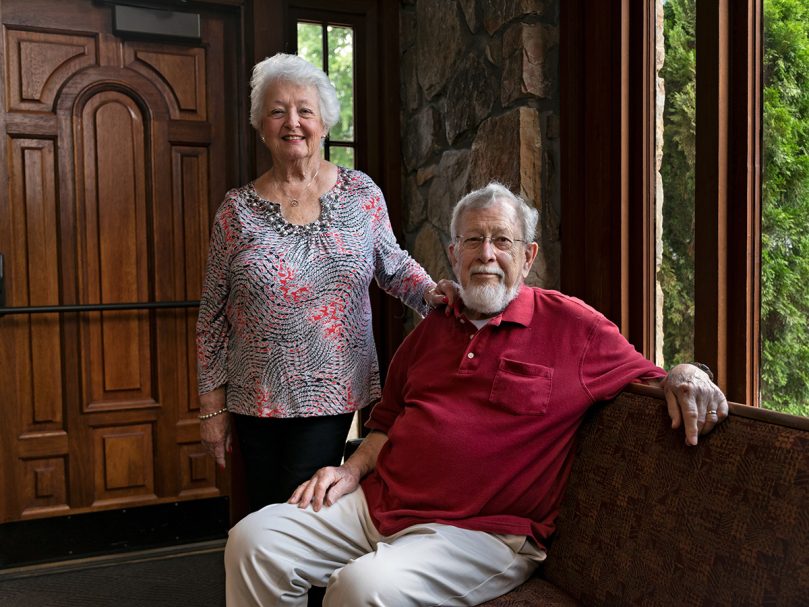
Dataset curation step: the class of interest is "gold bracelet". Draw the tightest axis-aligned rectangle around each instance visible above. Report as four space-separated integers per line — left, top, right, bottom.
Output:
198 407 228 420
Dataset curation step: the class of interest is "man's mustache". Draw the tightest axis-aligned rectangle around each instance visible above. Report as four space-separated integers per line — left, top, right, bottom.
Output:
470 265 505 278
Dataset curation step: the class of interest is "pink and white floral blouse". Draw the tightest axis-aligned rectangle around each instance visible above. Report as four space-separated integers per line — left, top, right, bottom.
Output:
196 167 434 418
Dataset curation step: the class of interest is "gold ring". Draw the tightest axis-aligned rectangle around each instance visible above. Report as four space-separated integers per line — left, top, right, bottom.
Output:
707 410 717 415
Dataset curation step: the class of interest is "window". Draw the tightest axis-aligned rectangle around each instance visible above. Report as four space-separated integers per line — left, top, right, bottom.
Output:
560 2 762 407
760 0 809 415
656 0 809 415
657 1 762 407
296 20 356 168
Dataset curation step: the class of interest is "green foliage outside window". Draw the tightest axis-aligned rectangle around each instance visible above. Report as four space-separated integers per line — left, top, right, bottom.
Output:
296 22 323 75
761 0 809 414
329 147 355 168
661 0 809 414
327 25 354 143
660 0 696 372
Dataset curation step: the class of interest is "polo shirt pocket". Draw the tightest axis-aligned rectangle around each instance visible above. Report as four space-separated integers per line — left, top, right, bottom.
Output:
489 358 553 415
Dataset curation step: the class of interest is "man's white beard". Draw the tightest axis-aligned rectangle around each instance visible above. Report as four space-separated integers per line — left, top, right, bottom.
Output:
459 280 521 316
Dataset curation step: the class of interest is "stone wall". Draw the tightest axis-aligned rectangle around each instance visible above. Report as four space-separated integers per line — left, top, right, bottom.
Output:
399 0 561 314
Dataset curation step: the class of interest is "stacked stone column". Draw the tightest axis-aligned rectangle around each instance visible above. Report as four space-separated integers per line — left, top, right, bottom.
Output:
400 0 561 319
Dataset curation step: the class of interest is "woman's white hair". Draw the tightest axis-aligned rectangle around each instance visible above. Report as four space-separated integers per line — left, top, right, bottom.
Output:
249 53 340 132
450 182 539 244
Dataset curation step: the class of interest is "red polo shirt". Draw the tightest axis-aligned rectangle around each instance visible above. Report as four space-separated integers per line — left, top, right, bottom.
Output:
360 287 665 545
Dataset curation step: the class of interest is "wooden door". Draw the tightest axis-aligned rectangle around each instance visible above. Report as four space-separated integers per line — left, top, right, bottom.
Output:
0 0 241 523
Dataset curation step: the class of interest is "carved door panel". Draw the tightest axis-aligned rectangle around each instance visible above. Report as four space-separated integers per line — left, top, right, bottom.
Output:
0 0 239 522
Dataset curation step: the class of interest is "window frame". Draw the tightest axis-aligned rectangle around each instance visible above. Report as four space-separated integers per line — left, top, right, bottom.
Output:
288 14 361 167
694 0 761 405
560 0 762 405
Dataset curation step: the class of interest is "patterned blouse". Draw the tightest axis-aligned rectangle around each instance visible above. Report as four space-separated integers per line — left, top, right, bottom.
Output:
196 167 434 418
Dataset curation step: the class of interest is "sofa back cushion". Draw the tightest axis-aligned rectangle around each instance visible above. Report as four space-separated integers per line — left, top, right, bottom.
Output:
541 387 809 606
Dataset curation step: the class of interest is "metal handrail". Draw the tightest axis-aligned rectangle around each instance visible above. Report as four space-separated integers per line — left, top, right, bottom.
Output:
0 300 200 317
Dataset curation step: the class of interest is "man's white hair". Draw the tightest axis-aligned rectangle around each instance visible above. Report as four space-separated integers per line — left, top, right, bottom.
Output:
450 182 539 243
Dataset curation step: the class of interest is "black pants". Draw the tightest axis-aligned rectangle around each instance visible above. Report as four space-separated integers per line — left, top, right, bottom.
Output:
233 411 355 512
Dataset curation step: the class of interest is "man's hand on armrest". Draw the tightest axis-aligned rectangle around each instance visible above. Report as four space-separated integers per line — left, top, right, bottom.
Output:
288 431 388 512
661 363 728 446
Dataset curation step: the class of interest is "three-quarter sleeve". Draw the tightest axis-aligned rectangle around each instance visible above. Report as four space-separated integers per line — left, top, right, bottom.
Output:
196 204 232 395
366 184 434 317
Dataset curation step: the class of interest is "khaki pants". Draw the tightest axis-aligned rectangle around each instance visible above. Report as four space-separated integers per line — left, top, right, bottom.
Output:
225 487 545 606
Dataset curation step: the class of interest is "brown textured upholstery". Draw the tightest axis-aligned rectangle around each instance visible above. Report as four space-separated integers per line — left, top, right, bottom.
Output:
481 386 809 606
479 577 579 606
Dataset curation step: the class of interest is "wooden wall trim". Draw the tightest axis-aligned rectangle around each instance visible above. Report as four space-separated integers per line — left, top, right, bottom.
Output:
695 0 761 403
694 0 730 390
559 0 587 301
560 0 657 358
727 0 761 405
560 0 625 325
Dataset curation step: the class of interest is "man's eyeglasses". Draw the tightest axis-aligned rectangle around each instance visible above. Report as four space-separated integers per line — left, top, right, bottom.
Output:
456 235 524 252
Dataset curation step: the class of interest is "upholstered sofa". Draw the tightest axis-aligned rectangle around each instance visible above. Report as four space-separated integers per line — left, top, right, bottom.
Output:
479 383 809 606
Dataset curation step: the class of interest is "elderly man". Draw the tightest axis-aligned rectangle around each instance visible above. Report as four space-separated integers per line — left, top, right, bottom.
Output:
225 182 728 606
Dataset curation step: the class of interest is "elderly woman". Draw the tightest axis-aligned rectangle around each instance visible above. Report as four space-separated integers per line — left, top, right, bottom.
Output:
196 53 451 512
